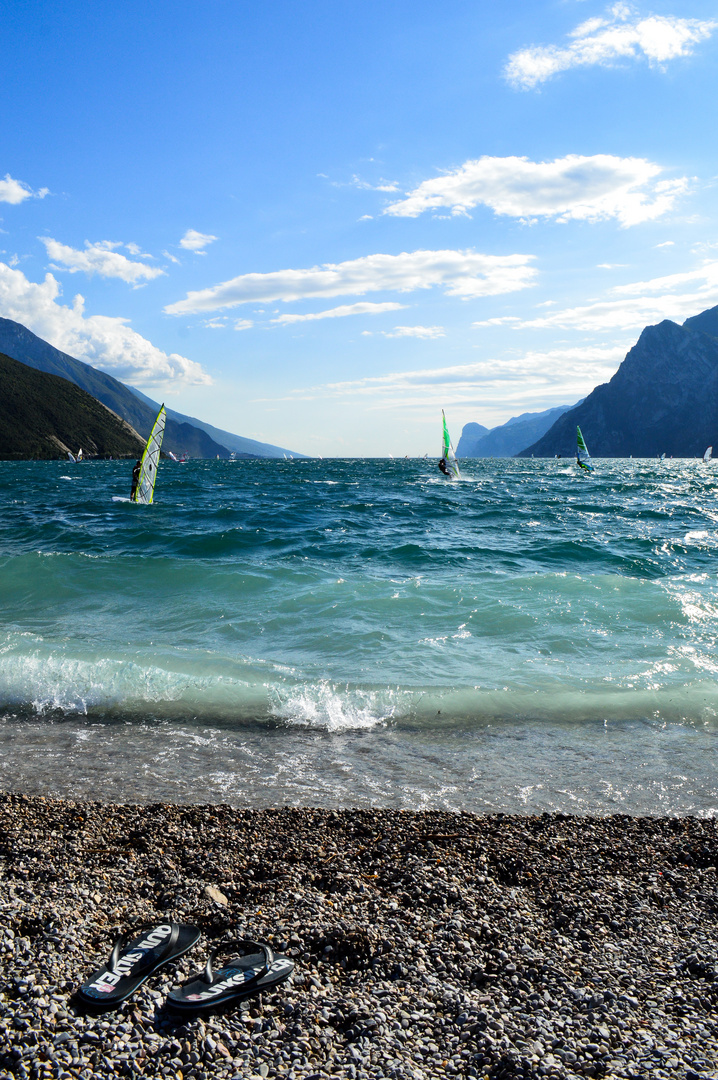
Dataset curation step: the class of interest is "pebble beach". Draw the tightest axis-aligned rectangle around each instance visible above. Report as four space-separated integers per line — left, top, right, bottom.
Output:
1 793 717 1080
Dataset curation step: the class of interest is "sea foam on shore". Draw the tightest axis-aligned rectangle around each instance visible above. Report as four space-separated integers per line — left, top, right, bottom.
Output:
1 793 717 1079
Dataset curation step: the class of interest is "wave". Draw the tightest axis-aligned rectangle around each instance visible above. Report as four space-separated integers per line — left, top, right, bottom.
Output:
2 637 718 732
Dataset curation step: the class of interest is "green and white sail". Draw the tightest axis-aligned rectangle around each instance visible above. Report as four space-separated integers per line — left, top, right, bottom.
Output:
132 404 166 504
576 425 594 472
441 410 461 479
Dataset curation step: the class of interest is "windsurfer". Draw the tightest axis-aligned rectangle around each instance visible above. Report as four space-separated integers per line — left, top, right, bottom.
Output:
130 459 141 501
438 458 450 476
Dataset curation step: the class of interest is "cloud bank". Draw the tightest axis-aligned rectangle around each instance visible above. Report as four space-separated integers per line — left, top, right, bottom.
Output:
281 346 624 414
384 154 686 227
180 229 218 252
0 174 49 205
505 5 716 90
0 261 210 386
40 238 165 284
494 261 718 333
362 325 445 339
274 301 407 324
165 249 537 315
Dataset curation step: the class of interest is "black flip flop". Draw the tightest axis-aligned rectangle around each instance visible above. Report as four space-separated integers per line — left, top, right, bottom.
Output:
167 939 294 1011
77 922 201 1009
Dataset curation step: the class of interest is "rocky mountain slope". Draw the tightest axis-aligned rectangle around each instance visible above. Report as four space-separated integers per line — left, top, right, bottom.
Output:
458 405 576 457
0 351 145 459
519 308 718 458
455 422 489 456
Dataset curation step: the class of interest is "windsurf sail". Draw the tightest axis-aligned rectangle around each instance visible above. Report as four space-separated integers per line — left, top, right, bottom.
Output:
168 451 178 462
576 426 594 472
77 448 83 461
132 404 166 504
67 451 76 463
703 446 713 463
441 410 461 479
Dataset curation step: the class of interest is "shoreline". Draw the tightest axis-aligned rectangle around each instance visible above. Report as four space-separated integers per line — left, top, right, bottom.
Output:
1 792 716 1079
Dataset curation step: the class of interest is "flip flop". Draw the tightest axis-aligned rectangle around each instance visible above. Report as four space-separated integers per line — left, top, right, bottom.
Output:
77 922 201 1009
167 939 294 1011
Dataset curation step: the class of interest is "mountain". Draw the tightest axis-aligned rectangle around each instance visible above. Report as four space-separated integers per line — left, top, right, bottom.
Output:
0 351 145 460
455 422 489 456
0 318 300 459
127 386 300 458
519 308 718 458
457 405 577 457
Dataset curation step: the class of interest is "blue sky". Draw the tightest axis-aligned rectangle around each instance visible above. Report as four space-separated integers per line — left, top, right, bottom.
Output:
2 0 718 455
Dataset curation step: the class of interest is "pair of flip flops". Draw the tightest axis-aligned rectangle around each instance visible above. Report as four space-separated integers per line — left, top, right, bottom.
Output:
76 922 294 1011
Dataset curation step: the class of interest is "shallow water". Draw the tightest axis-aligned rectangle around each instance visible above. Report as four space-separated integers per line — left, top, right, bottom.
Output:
1 457 716 814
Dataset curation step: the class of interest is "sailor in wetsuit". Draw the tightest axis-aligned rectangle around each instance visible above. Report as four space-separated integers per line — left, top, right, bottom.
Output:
130 459 142 500
438 457 451 476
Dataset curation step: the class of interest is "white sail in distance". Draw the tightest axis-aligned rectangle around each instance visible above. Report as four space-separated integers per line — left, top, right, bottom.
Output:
703 446 713 463
132 405 166 505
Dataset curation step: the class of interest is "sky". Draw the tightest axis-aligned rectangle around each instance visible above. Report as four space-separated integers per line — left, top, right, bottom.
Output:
2 0 718 456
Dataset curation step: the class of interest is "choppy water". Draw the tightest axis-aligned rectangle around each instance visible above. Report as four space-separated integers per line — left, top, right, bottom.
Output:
1 457 717 814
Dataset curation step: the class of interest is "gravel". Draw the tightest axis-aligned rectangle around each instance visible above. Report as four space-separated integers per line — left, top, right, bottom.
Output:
1 792 717 1079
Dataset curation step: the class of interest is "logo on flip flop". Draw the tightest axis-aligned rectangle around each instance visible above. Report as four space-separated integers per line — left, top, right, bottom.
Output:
183 960 288 1001
86 925 173 993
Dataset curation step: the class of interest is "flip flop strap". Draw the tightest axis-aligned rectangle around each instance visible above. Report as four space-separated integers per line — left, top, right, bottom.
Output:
108 923 180 976
204 939 272 985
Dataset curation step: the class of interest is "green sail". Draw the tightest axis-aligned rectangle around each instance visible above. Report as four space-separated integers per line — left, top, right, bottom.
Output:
576 425 594 472
133 405 166 504
441 410 461 479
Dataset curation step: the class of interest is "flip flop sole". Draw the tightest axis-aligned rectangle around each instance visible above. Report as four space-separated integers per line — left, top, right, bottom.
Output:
168 957 294 1010
77 924 201 1008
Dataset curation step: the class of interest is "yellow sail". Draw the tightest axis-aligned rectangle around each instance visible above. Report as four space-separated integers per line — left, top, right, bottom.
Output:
132 405 166 504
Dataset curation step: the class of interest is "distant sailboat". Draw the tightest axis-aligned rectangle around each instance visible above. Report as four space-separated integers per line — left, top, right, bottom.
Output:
76 448 83 461
131 405 166 504
440 410 461 479
168 451 179 462
703 446 713 463
67 451 76 463
576 426 594 472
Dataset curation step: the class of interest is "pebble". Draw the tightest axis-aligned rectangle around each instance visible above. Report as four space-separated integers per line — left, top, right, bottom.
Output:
0 793 717 1079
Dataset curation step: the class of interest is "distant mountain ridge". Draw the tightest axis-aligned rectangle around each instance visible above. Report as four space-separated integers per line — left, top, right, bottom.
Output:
0 351 145 460
519 306 718 458
456 404 578 458
0 319 300 459
455 422 489 456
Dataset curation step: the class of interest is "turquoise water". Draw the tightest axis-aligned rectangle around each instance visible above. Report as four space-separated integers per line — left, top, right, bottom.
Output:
0 457 717 813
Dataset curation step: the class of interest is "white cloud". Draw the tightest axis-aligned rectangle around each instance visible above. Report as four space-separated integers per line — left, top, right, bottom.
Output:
384 154 687 227
179 229 218 252
655 240 675 247
348 174 400 192
383 325 445 339
506 260 718 332
165 249 537 315
505 5 716 90
163 250 182 264
39 238 165 285
273 301 407 325
234 318 254 331
0 261 210 387
0 174 49 205
277 345 624 413
472 316 522 327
